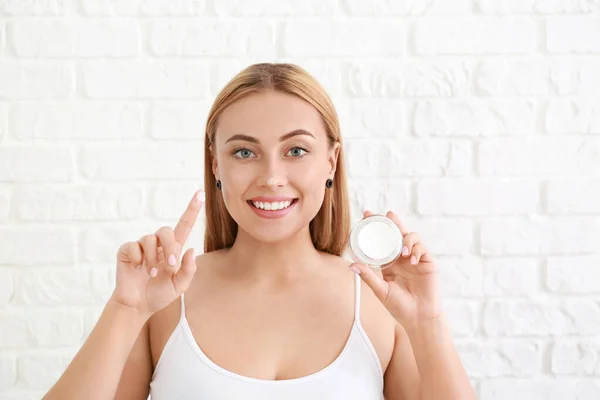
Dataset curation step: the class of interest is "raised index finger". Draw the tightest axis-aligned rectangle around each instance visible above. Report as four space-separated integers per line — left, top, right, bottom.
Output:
174 190 205 245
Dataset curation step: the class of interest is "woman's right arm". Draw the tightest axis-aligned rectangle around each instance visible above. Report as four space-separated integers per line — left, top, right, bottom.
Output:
43 300 152 400
43 190 203 400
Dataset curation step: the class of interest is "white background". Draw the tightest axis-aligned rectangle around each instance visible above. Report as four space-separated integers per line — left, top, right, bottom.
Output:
1 0 600 398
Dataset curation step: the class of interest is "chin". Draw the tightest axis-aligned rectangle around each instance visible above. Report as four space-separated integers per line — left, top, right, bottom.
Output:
229 198 321 243
243 222 301 244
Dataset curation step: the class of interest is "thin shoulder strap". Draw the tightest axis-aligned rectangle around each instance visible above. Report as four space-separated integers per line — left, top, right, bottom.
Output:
354 273 361 321
180 293 186 321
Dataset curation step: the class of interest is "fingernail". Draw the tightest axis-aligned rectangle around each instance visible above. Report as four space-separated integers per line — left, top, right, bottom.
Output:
196 190 205 203
150 267 158 277
168 254 177 266
402 246 409 256
410 255 417 265
350 266 361 275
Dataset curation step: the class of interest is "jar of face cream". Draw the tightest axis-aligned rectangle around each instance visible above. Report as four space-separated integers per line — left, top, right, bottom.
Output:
348 214 403 269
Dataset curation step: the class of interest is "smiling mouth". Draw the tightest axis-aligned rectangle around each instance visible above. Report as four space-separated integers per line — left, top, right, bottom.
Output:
247 199 298 211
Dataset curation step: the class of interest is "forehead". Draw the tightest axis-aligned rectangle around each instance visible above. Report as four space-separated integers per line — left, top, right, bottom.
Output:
215 91 326 144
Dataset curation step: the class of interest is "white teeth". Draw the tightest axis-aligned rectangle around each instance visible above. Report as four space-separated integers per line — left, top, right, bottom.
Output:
251 200 293 210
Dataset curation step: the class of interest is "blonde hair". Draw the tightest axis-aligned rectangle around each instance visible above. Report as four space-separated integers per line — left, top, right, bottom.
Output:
203 63 350 256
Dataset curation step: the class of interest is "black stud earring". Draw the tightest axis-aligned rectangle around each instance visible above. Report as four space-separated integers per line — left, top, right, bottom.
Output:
326 178 333 189
216 180 222 190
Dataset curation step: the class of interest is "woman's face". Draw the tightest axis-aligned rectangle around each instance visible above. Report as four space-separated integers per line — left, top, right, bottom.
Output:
212 90 339 243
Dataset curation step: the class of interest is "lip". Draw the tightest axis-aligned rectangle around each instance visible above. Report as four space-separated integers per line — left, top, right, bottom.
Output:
247 198 298 219
248 196 297 202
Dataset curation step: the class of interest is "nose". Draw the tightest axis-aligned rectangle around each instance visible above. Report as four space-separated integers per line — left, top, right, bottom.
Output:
259 156 287 189
264 176 285 187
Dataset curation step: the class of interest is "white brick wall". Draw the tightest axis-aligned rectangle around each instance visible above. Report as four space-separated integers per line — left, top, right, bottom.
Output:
1 0 599 398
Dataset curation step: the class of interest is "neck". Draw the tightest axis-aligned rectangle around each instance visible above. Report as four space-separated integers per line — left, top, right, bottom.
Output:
226 226 323 283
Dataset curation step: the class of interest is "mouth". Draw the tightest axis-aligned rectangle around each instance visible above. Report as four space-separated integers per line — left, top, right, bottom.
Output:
246 197 299 220
247 199 298 211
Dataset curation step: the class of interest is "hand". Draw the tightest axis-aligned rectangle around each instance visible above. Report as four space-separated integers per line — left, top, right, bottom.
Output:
350 210 441 330
109 190 204 316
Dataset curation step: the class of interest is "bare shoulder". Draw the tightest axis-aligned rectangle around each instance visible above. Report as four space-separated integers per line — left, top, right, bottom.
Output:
324 254 398 373
147 250 224 370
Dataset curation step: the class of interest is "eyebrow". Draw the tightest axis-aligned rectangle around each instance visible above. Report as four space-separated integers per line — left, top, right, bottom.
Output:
224 129 316 144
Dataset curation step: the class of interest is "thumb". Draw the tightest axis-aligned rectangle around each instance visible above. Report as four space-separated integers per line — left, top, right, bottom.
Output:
350 263 389 303
172 247 197 294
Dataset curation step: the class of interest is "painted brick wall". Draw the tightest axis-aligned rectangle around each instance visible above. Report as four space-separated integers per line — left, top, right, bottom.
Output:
1 0 600 398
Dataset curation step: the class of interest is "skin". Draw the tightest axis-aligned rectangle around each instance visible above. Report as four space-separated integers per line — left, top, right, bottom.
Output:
43 90 476 400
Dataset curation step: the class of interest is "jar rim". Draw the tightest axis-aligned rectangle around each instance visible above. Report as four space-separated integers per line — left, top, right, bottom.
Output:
348 214 403 268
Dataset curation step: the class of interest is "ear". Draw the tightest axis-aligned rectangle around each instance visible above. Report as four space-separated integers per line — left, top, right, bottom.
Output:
327 141 341 177
210 144 219 179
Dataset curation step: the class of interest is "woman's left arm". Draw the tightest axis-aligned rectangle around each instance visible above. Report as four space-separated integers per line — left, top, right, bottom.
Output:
401 314 475 400
350 211 477 400
382 322 421 400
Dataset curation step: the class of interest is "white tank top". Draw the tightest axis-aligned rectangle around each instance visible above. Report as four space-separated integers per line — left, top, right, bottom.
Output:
149 273 384 399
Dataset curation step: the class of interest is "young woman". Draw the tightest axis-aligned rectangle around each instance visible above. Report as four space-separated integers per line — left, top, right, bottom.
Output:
44 63 476 399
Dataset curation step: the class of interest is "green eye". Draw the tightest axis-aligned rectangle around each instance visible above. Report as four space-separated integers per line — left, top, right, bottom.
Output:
233 148 255 158
288 147 307 157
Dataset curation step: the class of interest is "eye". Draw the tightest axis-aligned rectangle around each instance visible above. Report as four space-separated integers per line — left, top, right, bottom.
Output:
287 147 308 157
233 148 256 159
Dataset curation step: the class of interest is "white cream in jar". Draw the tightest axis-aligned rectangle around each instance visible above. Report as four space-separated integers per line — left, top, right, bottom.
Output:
348 214 403 269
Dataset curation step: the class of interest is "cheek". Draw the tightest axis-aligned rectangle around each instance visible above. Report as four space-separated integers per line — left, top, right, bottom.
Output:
218 160 253 207
293 158 327 185
293 163 327 203
219 157 253 186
